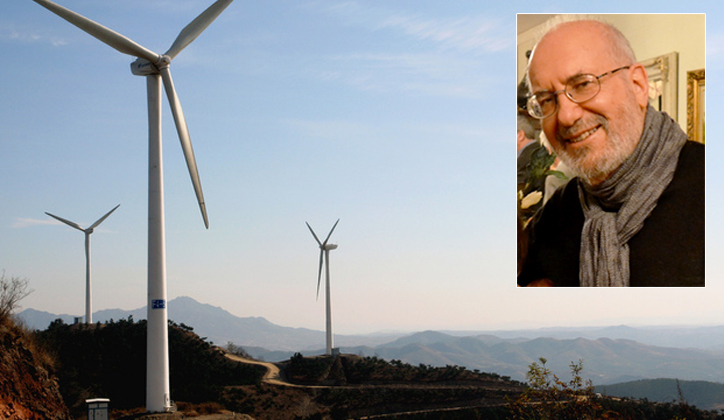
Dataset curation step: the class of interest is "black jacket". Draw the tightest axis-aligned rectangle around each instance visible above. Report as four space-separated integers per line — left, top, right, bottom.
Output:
518 141 704 287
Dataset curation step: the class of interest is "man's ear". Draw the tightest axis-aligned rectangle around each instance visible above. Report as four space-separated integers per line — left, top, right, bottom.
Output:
517 130 528 149
628 63 649 108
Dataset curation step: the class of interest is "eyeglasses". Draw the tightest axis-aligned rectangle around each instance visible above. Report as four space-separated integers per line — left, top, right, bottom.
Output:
526 66 631 119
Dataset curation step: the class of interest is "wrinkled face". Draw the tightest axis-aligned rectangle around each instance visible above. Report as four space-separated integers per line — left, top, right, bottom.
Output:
528 21 648 185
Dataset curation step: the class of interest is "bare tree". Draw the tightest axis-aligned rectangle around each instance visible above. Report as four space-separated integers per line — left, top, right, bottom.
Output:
0 271 33 321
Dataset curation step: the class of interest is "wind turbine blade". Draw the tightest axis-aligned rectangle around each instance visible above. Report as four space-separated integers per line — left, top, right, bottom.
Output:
165 0 234 60
88 204 120 230
45 212 84 232
159 67 209 229
322 218 340 246
316 250 324 300
33 0 159 63
306 222 322 246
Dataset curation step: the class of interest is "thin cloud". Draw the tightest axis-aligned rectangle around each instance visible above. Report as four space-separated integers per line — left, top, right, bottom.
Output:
13 217 118 234
0 23 69 47
300 1 505 98
12 218 59 228
309 0 512 55
377 14 510 54
321 52 487 98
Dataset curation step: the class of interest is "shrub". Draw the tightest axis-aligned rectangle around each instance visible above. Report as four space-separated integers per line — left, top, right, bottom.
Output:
0 271 32 321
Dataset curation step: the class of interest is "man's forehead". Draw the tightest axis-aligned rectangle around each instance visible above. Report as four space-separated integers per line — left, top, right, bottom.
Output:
529 61 597 91
528 23 612 90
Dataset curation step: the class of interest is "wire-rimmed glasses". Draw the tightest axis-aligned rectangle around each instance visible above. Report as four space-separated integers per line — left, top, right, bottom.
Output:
526 66 631 119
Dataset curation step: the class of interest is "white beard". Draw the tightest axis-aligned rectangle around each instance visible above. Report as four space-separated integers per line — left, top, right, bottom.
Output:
553 99 643 186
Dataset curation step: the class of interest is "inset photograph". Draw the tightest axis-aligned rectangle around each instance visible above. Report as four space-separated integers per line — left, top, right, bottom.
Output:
517 14 705 287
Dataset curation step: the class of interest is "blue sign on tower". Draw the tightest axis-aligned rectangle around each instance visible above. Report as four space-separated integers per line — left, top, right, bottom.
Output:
152 299 166 310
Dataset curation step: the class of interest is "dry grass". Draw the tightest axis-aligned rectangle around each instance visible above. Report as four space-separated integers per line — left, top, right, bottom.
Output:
12 316 57 370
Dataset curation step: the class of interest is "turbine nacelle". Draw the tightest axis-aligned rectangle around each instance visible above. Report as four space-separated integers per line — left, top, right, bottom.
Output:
305 219 340 356
32 0 232 411
44 204 120 325
130 57 165 76
45 204 120 234
33 0 226 230
306 219 340 299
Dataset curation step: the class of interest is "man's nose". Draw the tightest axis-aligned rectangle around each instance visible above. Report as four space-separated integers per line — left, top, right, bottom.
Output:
556 93 584 127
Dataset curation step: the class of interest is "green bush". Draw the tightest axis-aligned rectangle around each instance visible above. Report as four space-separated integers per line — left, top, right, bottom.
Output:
34 317 265 416
507 357 724 420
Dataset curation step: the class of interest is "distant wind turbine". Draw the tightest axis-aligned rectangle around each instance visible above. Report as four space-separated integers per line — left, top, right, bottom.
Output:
32 0 233 413
45 204 120 325
306 219 340 356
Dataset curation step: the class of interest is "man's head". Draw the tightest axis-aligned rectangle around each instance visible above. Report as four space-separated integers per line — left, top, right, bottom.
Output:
526 19 649 186
517 112 540 152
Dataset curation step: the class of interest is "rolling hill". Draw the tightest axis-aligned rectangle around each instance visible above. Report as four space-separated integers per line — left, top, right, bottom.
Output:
17 296 401 351
596 378 724 411
17 296 724 386
353 332 724 385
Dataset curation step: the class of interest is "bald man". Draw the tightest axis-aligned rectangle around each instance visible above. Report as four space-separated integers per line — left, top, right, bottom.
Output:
517 19 704 287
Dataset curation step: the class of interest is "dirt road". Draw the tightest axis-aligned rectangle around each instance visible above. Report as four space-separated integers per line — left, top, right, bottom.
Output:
224 353 293 387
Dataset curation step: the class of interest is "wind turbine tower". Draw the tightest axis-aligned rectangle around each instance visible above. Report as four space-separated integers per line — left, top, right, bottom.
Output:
45 204 120 324
306 219 340 356
32 0 233 412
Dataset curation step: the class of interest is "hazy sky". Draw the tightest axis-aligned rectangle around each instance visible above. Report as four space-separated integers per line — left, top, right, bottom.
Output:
1 1 722 335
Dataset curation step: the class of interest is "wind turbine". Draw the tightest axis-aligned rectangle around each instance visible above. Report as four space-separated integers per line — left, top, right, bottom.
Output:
45 204 120 325
32 0 232 413
306 219 340 356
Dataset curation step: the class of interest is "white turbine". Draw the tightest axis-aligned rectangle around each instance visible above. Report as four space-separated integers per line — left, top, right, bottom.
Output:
32 0 232 413
45 204 120 325
305 219 339 356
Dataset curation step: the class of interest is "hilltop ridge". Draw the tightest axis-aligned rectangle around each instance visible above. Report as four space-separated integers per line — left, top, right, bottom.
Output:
18 296 724 386
6 303 724 417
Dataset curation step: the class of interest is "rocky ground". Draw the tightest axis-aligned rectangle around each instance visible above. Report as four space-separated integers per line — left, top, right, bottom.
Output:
0 317 70 420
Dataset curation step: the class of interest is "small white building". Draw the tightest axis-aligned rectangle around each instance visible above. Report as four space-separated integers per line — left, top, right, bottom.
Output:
86 398 110 420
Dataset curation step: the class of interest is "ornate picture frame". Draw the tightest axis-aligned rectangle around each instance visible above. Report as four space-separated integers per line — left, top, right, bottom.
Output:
687 68 705 143
641 51 678 121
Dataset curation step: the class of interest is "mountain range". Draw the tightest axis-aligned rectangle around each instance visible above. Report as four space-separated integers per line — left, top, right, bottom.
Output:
17 296 724 386
17 296 401 351
360 331 724 385
596 378 724 411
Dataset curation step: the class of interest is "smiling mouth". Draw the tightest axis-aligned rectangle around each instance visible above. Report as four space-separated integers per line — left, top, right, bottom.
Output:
566 126 599 144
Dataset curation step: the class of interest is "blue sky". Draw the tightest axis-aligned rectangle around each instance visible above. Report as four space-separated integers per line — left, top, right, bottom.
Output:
1 1 722 334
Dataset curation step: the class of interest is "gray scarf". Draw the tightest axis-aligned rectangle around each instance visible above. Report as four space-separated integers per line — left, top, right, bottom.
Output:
578 106 689 287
